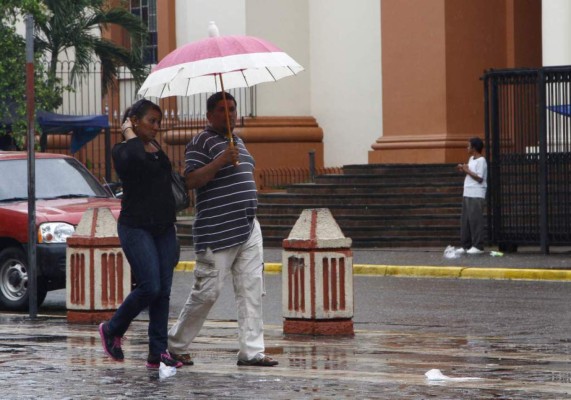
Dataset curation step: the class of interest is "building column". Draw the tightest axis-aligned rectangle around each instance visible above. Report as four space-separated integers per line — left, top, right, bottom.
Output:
157 0 177 60
542 0 571 66
369 0 541 164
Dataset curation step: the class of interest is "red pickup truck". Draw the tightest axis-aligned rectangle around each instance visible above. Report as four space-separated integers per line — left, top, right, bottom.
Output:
0 152 121 311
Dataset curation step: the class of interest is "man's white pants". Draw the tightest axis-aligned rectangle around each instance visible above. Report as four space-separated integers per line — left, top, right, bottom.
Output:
168 220 265 361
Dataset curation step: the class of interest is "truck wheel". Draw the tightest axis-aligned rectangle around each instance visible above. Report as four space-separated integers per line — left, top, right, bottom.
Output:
0 247 48 311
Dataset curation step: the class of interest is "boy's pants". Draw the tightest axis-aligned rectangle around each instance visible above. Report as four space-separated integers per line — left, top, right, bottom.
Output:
460 196 486 250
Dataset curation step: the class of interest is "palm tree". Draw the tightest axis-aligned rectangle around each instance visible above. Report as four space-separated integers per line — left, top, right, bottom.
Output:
34 0 149 95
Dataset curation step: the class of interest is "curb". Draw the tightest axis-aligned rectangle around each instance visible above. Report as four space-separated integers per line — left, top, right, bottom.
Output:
175 261 571 281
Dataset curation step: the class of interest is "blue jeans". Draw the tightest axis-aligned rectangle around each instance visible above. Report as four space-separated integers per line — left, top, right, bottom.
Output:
107 223 178 356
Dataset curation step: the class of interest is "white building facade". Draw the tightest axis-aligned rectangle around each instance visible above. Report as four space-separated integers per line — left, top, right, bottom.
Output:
173 0 382 167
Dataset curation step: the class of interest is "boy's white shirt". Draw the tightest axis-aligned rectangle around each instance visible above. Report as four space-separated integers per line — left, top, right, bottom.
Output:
463 156 487 198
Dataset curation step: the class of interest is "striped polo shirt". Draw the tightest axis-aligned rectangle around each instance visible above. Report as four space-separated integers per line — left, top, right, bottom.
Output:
185 127 257 253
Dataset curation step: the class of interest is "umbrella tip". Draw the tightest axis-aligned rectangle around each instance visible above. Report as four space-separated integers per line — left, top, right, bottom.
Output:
208 21 220 37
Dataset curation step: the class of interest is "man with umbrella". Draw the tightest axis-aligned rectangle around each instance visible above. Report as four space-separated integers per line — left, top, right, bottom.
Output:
139 22 302 366
168 91 278 367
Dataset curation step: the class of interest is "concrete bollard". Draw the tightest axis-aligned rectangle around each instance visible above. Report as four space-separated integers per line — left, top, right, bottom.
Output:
282 208 354 335
66 208 130 324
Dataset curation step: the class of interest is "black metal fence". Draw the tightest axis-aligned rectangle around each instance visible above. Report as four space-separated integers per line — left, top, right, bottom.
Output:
483 67 571 253
41 61 256 182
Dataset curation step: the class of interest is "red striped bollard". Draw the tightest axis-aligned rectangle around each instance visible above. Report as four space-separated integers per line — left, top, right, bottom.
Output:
282 208 354 335
66 207 131 324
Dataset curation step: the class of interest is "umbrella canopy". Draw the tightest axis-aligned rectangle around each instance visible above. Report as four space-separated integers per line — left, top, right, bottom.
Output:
138 22 304 98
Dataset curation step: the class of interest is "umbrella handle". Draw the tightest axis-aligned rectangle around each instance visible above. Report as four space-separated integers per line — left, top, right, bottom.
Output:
219 75 239 166
219 75 234 147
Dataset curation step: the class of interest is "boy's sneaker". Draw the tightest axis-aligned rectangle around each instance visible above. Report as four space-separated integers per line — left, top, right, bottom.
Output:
467 247 485 255
98 322 124 361
454 248 467 255
146 352 184 369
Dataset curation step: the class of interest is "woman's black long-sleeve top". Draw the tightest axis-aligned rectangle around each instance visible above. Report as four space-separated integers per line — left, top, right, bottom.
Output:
112 138 176 229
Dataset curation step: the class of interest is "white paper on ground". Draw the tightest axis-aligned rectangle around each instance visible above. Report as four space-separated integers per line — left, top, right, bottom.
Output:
443 245 460 259
159 362 177 379
425 368 482 382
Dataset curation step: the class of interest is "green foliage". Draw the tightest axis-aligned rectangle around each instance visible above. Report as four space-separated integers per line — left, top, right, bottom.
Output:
0 0 149 143
0 24 62 145
35 0 149 94
1 0 46 23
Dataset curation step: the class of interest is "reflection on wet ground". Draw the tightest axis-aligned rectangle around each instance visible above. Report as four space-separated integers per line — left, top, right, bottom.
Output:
0 316 570 399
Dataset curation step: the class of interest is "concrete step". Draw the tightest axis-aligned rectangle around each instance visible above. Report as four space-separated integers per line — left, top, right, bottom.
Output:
257 203 461 216
262 224 458 235
257 214 460 227
314 173 463 185
262 233 459 248
342 163 458 175
286 182 463 195
180 163 469 249
258 192 460 206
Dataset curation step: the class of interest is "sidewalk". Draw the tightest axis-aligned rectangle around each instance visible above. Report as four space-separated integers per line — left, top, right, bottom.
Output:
3 249 571 398
178 245 571 280
4 262 571 398
4 313 570 399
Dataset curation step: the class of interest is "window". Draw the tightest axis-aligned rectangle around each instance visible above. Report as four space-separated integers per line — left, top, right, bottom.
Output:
0 158 109 201
130 0 158 65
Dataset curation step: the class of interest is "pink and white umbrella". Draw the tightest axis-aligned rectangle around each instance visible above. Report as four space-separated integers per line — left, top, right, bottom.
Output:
138 22 304 99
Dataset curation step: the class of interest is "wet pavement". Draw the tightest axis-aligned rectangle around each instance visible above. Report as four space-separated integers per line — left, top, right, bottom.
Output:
1 246 571 399
2 306 571 399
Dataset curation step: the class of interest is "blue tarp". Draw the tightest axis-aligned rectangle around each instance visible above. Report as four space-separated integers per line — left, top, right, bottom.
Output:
37 111 109 154
547 105 571 117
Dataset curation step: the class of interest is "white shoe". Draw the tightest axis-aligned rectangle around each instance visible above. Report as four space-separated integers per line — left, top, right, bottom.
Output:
467 247 484 255
454 248 466 255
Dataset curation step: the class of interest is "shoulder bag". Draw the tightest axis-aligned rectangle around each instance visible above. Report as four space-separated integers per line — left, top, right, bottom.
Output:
151 140 190 212
171 170 191 212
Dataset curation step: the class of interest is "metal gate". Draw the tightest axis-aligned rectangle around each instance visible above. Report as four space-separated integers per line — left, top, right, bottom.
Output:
483 67 571 253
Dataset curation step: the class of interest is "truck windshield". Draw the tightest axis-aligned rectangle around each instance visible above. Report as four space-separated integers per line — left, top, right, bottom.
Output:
0 158 110 202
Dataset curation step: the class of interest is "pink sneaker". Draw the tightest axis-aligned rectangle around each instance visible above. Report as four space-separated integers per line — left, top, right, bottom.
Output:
146 352 183 369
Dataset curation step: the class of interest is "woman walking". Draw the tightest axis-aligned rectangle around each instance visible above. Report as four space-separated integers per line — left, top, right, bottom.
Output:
98 99 182 369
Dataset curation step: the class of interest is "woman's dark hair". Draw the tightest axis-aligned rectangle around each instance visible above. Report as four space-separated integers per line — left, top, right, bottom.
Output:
469 137 484 153
122 99 162 123
206 92 237 112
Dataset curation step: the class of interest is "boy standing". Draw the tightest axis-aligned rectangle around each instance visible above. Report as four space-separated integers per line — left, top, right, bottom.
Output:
456 137 487 255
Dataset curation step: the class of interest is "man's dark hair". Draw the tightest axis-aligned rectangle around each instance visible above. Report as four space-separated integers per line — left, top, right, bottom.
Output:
469 137 484 153
207 92 237 112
